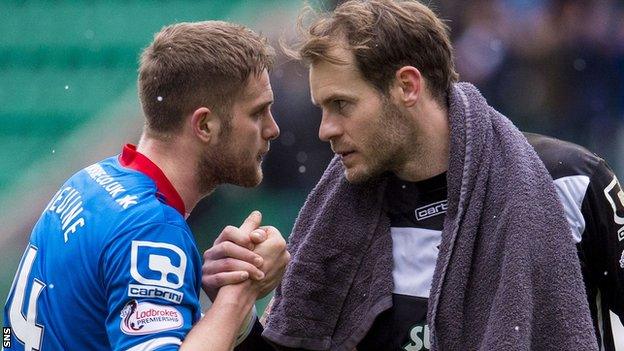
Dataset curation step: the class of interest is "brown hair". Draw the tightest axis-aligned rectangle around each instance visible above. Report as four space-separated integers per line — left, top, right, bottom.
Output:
288 0 458 106
139 21 275 137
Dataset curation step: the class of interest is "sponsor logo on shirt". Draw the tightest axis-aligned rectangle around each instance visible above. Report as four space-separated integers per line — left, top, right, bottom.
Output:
128 284 183 304
130 241 187 290
403 323 430 351
620 251 624 269
414 200 448 221
604 176 624 226
120 300 183 335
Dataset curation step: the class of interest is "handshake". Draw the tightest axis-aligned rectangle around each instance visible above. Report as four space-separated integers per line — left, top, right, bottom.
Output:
201 210 291 302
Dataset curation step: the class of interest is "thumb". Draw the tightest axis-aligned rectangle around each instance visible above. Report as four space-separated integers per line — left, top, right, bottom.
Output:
239 210 262 234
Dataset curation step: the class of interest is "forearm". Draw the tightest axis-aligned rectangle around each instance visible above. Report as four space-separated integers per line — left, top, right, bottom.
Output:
180 282 257 351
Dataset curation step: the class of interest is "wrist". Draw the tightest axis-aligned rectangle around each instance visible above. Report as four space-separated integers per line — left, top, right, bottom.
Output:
215 281 258 309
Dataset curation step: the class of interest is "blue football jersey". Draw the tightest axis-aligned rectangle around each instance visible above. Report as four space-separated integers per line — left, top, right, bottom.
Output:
3 145 202 351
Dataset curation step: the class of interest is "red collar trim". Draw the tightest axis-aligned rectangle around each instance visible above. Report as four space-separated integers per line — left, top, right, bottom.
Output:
119 144 186 216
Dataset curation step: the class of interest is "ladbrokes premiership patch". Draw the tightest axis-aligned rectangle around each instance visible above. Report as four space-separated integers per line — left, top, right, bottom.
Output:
120 300 183 335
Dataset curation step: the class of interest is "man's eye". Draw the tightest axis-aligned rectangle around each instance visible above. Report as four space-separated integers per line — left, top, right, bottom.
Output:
253 108 267 119
334 100 348 111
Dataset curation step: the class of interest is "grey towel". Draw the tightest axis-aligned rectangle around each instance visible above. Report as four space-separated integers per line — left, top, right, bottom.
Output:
428 83 597 350
263 156 393 350
264 83 598 351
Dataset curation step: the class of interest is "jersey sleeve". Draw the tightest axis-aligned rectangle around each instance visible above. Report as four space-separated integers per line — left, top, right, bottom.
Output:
235 318 274 351
581 159 624 322
101 222 202 351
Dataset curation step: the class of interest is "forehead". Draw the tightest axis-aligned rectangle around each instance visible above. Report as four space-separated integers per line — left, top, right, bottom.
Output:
309 46 372 105
237 69 273 105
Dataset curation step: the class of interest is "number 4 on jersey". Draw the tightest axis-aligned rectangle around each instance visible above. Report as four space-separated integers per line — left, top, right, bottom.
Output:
7 245 45 350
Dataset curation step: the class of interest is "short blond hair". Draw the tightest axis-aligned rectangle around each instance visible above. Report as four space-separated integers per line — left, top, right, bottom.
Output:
139 21 275 136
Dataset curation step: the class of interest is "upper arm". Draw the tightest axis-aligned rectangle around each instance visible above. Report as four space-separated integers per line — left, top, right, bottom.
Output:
580 160 624 319
102 222 202 351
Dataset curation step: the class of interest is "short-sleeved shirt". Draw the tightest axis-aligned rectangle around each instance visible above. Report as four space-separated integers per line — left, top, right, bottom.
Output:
3 145 202 351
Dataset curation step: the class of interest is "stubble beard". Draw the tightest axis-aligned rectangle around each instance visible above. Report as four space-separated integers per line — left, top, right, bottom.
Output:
346 99 414 183
197 137 262 193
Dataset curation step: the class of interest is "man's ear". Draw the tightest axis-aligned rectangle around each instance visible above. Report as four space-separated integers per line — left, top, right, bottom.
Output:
392 66 422 108
190 107 218 143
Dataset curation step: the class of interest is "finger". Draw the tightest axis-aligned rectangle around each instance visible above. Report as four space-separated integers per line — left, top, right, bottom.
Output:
204 241 264 267
214 225 243 245
214 225 254 250
249 228 267 245
260 226 287 251
259 225 283 239
203 258 265 280
284 250 292 262
259 225 275 232
239 210 262 235
202 271 250 289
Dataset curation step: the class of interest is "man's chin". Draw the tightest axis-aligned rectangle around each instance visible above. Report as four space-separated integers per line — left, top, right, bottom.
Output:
232 168 263 188
344 167 371 184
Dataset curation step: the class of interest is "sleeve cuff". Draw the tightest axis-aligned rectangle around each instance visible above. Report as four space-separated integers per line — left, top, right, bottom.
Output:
234 305 257 346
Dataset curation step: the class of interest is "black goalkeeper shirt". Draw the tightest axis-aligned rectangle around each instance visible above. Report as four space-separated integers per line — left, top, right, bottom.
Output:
237 133 624 351
358 132 624 351
357 171 446 351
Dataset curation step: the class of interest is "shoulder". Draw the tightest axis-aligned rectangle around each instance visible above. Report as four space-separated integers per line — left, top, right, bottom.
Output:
80 155 190 236
524 132 603 180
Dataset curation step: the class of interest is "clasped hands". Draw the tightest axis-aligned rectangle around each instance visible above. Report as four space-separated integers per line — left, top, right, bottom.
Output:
202 211 290 301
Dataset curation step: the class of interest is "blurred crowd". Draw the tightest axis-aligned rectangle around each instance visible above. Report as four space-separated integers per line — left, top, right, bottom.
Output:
260 0 624 192
448 0 624 167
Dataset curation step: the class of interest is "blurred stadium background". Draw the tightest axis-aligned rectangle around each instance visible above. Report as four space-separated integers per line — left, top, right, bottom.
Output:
0 0 622 348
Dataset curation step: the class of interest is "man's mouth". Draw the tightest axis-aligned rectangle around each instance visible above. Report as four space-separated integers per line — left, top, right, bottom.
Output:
257 147 269 161
335 148 354 156
337 151 356 162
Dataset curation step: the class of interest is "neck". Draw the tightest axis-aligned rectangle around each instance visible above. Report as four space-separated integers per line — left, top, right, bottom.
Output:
394 99 450 182
136 134 215 214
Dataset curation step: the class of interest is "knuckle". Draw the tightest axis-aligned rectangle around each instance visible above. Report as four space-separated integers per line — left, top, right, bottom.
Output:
276 239 287 251
213 274 224 286
266 226 279 235
203 262 218 274
222 241 233 256
222 258 237 270
209 246 222 259
222 225 237 236
202 275 215 287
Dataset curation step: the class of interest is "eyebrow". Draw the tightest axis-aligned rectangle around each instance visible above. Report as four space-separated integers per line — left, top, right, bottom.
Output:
312 93 357 107
251 99 273 114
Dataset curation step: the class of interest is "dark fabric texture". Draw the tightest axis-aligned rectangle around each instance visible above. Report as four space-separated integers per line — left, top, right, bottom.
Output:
263 154 393 351
426 83 597 350
264 83 598 351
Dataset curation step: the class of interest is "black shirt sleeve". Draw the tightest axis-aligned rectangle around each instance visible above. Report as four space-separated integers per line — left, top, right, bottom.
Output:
579 158 624 322
235 318 274 351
